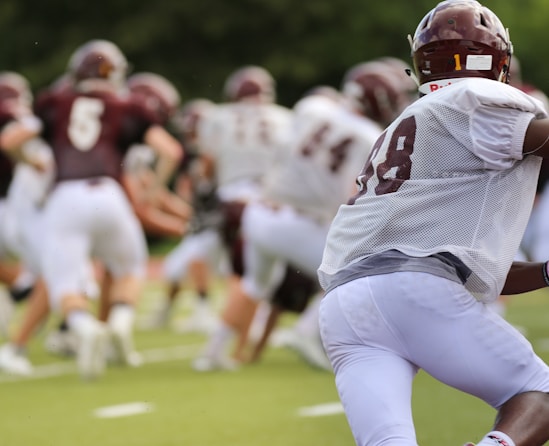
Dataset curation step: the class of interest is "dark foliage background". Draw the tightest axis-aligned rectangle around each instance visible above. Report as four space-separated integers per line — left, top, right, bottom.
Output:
0 0 545 107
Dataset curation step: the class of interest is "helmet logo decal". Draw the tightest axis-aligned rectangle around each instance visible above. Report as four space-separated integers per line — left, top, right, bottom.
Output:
454 54 462 71
466 55 493 70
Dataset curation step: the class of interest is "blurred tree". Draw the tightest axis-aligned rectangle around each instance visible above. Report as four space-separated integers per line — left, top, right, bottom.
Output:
0 0 547 106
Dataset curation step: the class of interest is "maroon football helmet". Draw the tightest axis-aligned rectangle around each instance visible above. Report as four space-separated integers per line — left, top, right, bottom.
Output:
128 72 181 124
410 0 512 94
67 39 128 90
342 59 416 126
223 66 275 103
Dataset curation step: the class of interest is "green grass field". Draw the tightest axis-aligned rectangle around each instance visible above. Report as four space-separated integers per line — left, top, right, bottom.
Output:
1 279 549 446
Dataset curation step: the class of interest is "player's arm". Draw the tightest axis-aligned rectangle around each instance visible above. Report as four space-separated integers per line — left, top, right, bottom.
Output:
143 124 184 185
500 261 549 295
0 116 41 149
0 116 47 171
523 118 549 156
121 172 187 238
156 187 192 221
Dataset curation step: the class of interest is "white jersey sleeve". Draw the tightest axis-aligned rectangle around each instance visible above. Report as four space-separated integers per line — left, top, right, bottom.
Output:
318 78 547 302
456 80 547 168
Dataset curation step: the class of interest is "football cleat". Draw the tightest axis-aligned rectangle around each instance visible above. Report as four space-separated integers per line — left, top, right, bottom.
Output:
138 306 171 331
191 354 239 373
173 302 219 335
0 343 33 376
285 331 333 372
76 320 108 380
108 306 143 368
44 328 79 357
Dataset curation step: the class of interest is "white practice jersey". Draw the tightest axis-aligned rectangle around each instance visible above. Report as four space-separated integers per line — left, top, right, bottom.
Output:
262 95 382 224
319 78 547 302
197 101 293 201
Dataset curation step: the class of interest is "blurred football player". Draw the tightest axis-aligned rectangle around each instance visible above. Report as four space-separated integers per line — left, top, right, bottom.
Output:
185 66 293 370
152 98 228 333
107 73 193 332
192 70 383 371
44 71 190 351
5 40 184 380
262 62 419 366
0 72 54 376
122 71 190 239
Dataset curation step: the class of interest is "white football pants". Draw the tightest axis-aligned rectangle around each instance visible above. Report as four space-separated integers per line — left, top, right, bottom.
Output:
319 272 549 446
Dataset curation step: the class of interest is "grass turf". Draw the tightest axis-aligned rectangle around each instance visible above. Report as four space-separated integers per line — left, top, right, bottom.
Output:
0 281 548 446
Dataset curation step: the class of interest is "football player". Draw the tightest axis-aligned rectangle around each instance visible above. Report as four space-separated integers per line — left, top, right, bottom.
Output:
123 71 191 240
4 40 184 380
317 1 549 445
154 98 228 333
192 70 383 370
187 66 294 370
0 72 53 376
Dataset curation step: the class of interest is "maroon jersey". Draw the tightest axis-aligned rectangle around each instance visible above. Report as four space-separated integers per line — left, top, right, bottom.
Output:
0 106 19 198
34 87 160 183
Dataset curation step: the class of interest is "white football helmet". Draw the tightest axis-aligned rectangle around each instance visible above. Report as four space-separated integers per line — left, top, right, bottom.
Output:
223 65 275 103
67 39 128 90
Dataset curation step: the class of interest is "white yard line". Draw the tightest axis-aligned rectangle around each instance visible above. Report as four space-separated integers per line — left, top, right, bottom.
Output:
93 402 155 419
1 342 343 421
0 344 201 383
297 402 344 417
